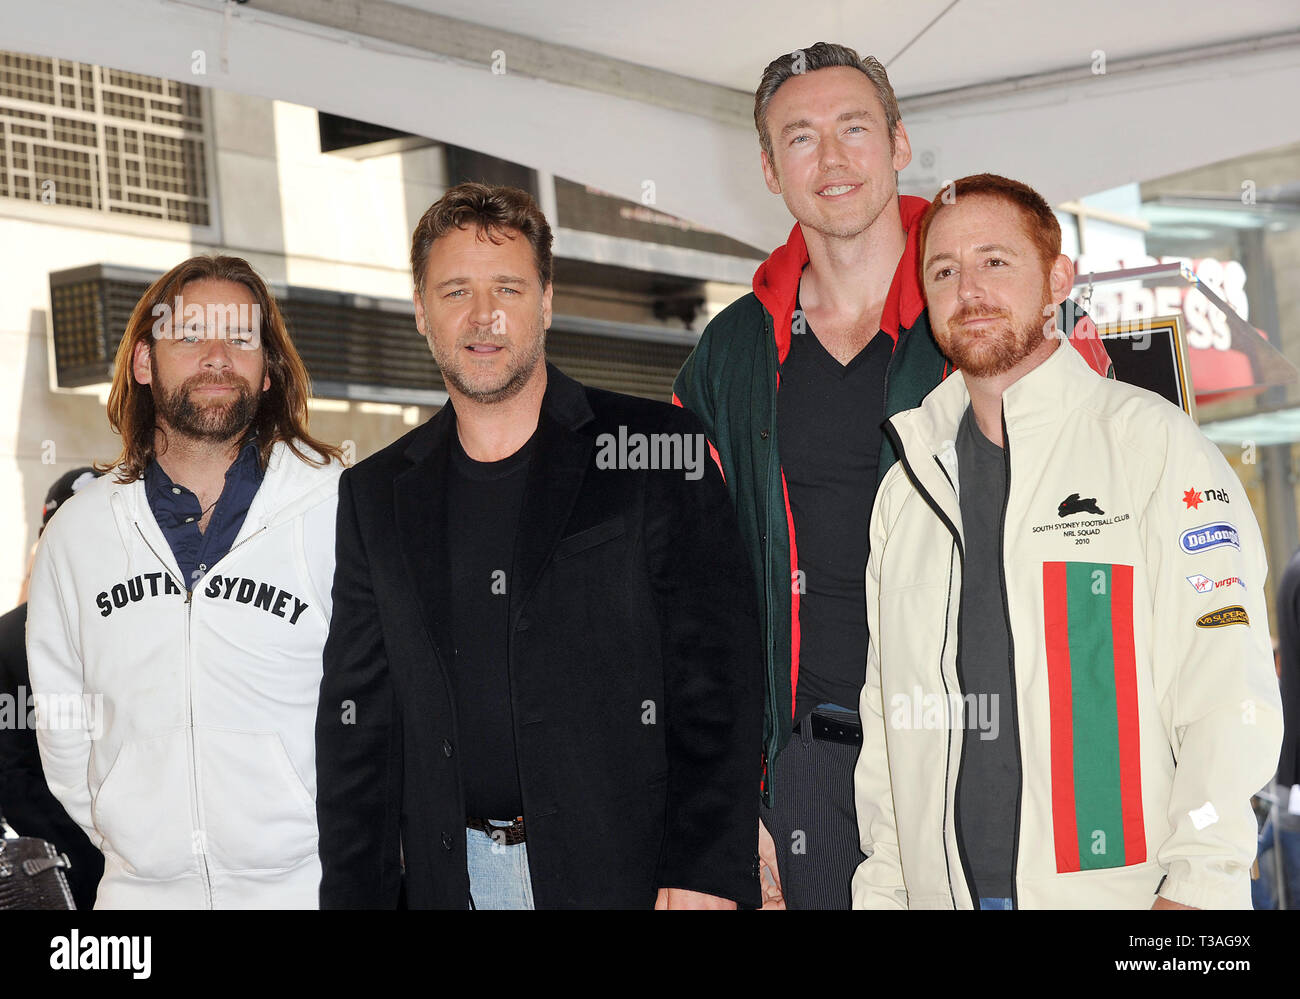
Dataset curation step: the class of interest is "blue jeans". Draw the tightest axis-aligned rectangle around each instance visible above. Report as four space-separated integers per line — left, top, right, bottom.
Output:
1251 810 1300 910
979 896 1014 910
466 821 535 910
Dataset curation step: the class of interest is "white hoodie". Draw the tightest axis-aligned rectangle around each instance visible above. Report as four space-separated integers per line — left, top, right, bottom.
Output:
27 441 341 909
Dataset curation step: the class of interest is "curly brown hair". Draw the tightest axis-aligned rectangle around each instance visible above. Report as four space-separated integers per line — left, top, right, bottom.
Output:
99 254 343 482
410 182 553 298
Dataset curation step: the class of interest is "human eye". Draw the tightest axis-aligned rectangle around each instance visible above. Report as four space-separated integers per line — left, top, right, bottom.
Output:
932 266 955 281
497 286 520 296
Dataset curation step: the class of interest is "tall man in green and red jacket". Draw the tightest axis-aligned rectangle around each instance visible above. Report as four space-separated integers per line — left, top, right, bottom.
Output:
673 41 1111 909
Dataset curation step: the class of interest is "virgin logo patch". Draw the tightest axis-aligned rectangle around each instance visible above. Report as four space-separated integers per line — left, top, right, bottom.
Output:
1186 574 1246 594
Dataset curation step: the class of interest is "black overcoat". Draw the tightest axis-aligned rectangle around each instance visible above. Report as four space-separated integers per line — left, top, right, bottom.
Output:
316 363 762 908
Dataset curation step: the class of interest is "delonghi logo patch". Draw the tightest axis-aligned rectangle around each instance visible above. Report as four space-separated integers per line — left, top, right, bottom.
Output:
1179 522 1240 554
1195 605 1249 628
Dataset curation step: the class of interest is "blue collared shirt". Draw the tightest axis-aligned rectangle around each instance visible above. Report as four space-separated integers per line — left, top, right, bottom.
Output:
144 439 265 591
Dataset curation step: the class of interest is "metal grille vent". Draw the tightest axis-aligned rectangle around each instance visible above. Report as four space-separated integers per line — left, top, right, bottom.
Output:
0 52 209 224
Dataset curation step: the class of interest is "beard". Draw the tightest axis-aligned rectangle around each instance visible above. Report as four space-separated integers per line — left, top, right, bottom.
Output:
938 302 1050 379
151 355 261 443
430 311 547 406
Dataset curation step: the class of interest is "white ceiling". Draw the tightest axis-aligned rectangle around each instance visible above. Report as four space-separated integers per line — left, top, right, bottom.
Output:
395 0 1300 95
3 0 1298 250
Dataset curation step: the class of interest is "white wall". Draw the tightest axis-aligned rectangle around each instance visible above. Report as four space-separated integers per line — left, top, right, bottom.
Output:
0 89 451 606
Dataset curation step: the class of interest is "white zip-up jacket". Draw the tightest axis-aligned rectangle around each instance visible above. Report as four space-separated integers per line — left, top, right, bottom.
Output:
853 336 1283 909
27 441 341 909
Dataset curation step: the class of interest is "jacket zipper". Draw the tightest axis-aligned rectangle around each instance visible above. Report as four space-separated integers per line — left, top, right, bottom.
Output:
133 521 268 909
929 453 981 910
935 541 960 908
762 315 781 805
133 522 213 907
183 586 212 907
882 423 980 908
998 411 1023 911
880 332 899 429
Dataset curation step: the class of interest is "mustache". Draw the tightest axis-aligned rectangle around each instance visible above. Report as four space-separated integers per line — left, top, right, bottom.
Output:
458 332 510 346
182 372 247 389
176 372 254 401
949 303 1008 325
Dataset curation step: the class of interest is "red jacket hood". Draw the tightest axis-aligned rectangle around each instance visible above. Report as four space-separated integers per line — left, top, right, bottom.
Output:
753 194 930 364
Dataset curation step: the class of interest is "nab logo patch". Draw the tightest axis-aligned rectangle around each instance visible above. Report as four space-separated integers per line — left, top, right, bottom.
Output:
1195 605 1250 628
1183 486 1230 509
1180 522 1240 554
1058 493 1104 518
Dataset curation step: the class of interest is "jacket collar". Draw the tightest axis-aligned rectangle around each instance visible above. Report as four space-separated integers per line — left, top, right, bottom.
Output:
109 439 337 513
752 194 930 364
883 334 1090 536
105 438 340 581
402 361 594 464
393 360 596 664
890 332 1095 468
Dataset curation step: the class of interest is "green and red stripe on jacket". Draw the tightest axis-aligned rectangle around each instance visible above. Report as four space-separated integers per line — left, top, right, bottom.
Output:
1042 561 1147 871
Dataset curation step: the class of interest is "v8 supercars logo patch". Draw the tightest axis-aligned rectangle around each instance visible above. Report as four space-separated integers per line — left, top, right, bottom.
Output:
1195 605 1250 628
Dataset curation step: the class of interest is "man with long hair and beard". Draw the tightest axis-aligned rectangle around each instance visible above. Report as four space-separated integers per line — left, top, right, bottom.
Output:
27 255 345 908
852 174 1282 909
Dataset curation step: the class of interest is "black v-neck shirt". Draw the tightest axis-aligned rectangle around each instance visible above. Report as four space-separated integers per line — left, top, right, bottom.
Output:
777 300 893 720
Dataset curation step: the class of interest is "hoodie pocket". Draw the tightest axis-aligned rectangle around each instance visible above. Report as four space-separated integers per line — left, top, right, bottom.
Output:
196 727 319 873
91 730 198 880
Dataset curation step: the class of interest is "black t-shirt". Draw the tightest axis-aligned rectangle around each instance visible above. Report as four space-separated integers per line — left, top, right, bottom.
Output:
777 300 892 720
954 404 1020 902
447 429 536 819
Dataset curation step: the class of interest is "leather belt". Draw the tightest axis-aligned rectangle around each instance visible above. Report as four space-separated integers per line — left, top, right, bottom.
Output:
466 816 526 845
793 712 862 747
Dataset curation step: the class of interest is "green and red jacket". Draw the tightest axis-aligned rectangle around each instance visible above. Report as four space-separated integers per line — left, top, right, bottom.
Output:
673 195 1110 804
